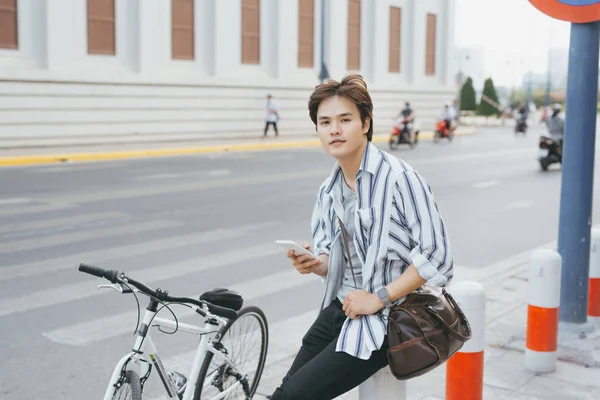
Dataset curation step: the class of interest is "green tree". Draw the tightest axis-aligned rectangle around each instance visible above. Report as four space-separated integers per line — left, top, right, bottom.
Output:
477 78 500 116
460 77 477 111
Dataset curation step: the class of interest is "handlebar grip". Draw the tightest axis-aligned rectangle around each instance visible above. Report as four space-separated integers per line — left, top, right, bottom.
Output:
78 263 120 283
78 263 106 278
206 302 238 321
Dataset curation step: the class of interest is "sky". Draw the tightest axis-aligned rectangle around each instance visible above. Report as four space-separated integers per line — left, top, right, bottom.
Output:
455 0 572 86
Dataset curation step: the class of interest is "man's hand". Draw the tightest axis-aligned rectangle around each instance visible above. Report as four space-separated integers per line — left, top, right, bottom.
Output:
342 290 384 319
287 245 323 275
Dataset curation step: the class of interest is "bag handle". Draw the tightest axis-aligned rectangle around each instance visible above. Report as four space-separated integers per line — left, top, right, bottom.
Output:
423 291 472 341
338 217 358 290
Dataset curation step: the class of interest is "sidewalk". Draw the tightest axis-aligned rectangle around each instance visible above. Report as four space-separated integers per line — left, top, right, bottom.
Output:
256 243 600 400
0 127 476 167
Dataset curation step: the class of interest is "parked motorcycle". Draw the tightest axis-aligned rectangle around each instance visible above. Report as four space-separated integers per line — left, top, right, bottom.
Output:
389 117 418 150
538 133 562 171
433 119 454 143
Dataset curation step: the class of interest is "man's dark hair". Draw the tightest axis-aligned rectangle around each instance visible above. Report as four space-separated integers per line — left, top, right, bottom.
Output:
308 74 374 141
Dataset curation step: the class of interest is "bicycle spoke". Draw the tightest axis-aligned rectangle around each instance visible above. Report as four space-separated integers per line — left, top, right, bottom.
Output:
198 309 267 399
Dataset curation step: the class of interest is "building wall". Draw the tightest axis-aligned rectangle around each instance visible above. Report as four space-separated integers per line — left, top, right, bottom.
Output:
0 0 457 140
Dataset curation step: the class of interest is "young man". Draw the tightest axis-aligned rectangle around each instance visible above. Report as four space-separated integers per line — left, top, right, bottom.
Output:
269 75 453 399
264 94 279 137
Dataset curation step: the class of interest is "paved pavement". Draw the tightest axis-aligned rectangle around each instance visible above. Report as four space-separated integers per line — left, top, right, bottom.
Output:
262 251 600 400
1 125 599 399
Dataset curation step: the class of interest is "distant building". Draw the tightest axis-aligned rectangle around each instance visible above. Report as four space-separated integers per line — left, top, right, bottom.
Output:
0 0 457 140
548 48 569 90
522 72 548 90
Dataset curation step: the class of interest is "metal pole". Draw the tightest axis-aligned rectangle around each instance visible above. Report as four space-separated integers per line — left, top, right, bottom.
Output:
545 49 552 106
319 0 329 83
527 71 533 107
558 21 600 328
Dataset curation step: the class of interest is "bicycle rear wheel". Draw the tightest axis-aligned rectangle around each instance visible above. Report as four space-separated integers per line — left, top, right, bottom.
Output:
111 370 142 400
193 306 269 400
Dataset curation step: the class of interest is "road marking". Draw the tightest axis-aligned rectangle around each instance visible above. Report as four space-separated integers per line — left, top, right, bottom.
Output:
0 211 127 235
43 270 320 346
502 200 535 211
0 221 281 283
473 180 500 189
133 169 232 181
0 244 281 317
0 198 32 206
40 170 330 205
0 219 181 254
0 202 75 217
27 162 127 174
208 169 231 176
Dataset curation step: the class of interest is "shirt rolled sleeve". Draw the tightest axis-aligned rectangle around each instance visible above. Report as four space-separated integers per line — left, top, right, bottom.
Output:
397 171 453 287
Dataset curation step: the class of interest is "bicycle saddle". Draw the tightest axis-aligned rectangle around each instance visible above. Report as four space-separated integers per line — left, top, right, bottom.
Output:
200 288 243 311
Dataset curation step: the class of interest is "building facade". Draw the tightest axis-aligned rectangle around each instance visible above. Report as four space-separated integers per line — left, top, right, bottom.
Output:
0 0 456 141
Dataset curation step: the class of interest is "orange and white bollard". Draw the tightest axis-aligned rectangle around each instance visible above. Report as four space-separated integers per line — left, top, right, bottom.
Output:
446 281 486 400
589 229 600 326
525 249 562 373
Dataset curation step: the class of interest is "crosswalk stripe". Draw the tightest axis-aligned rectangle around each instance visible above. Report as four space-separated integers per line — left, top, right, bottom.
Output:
0 202 75 217
0 221 280 283
42 169 328 205
0 219 181 254
0 244 282 318
0 211 127 235
43 270 320 346
0 198 32 206
26 162 127 174
132 169 231 181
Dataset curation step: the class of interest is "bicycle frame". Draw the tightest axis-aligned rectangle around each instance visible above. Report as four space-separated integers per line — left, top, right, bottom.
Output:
103 295 247 400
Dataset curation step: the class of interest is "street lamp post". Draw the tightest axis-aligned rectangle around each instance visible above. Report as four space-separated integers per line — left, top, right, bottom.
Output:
455 54 470 124
319 0 329 84
545 49 552 106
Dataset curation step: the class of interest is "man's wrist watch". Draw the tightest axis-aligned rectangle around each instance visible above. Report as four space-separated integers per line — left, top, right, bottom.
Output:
376 287 392 307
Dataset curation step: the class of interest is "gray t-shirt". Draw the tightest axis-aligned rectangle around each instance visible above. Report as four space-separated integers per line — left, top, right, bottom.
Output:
337 181 364 303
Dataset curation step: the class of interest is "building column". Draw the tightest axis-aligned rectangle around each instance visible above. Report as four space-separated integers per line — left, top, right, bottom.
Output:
405 0 417 86
196 0 217 75
361 0 377 83
325 0 348 80
262 0 280 78
444 0 457 88
213 0 241 77
41 0 78 70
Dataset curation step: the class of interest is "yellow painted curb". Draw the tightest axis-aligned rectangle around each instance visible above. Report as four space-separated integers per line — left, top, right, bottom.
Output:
0 129 474 167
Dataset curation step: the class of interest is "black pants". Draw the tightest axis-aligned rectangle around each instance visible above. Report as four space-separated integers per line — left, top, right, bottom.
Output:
270 299 389 400
264 121 278 136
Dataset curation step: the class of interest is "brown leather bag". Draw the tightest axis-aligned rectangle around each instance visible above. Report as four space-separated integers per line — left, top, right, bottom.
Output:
386 286 472 380
337 218 472 381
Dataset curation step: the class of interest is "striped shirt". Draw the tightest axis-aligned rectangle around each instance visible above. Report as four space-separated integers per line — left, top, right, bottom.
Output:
311 141 454 360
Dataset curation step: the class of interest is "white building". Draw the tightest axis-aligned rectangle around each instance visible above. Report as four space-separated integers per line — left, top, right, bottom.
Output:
0 0 456 142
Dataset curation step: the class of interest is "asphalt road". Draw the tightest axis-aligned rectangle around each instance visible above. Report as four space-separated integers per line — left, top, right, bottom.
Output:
1 125 599 399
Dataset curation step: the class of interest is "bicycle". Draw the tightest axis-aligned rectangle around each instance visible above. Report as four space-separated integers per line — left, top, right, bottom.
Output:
78 263 269 400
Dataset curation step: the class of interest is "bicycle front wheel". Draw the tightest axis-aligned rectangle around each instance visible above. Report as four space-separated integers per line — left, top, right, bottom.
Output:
112 370 142 400
194 306 269 400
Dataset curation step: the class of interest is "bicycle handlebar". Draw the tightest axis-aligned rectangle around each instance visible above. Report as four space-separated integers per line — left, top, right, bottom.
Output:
78 263 238 320
79 263 120 283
